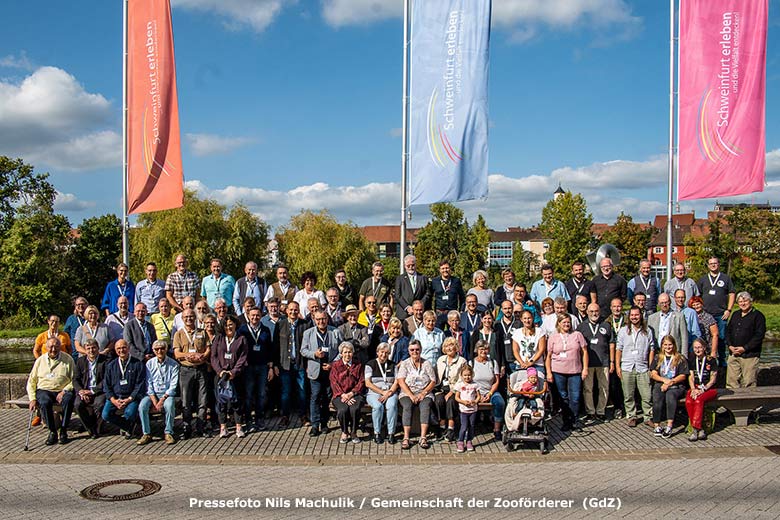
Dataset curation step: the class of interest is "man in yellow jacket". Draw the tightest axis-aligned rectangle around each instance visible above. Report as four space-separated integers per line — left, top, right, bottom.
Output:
27 337 75 445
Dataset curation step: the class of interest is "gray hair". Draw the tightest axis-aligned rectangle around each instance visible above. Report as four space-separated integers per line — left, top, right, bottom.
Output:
83 338 99 349
472 270 488 283
152 340 168 350
376 342 390 354
736 291 753 302
338 341 354 354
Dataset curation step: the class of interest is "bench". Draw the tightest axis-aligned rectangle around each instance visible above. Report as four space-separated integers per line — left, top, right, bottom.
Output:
712 386 780 426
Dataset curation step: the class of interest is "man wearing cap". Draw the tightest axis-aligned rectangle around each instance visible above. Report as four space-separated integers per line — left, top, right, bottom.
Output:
338 305 370 365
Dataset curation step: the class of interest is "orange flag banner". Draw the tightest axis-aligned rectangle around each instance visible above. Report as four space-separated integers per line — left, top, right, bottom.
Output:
127 0 183 214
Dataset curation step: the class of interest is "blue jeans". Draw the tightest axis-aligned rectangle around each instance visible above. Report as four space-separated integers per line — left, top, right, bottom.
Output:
366 392 399 436
279 366 306 417
244 364 270 423
139 394 176 435
309 373 331 428
102 398 140 432
489 392 506 423
553 372 582 426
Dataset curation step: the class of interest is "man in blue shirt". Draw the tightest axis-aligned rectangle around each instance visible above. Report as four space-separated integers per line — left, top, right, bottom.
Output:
137 340 179 445
530 264 570 307
201 258 236 311
135 262 166 314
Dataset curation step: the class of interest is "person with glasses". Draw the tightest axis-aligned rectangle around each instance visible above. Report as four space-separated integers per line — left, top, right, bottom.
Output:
397 339 437 449
165 254 201 313
173 308 211 438
697 256 736 364
301 311 343 437
34 315 72 359
137 340 180 445
64 296 89 352
663 262 699 312
27 337 76 445
592 258 627 319
358 297 381 337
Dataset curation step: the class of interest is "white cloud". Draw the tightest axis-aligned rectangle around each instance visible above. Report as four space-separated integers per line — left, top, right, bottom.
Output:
172 0 289 32
322 0 398 27
54 191 96 212
184 149 779 231
185 133 256 157
388 127 402 138
321 0 641 43
0 66 119 171
0 52 34 71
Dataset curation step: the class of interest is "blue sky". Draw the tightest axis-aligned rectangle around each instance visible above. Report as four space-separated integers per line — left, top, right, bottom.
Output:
1 0 778 231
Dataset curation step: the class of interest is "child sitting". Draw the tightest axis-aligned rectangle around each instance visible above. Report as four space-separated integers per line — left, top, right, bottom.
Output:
511 367 545 417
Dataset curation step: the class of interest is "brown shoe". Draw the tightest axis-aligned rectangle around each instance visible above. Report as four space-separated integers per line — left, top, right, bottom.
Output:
136 434 152 445
627 418 638 427
164 434 176 445
31 416 42 427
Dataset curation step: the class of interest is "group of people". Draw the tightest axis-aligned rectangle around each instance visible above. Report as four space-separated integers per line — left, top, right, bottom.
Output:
26 252 766 448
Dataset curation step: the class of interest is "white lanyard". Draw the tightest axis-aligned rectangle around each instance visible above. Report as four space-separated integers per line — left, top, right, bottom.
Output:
441 278 451 293
695 357 706 387
381 321 390 334
677 278 686 290
630 328 641 349
588 322 599 338
639 275 651 292
225 335 235 353
661 356 673 375
708 273 721 289
612 316 623 332
249 326 261 344
184 328 197 349
117 282 126 297
77 316 85 327
86 323 97 338
571 278 583 294
371 279 381 298
560 333 568 352
466 313 478 330
118 358 128 380
545 281 555 297
481 331 492 345
377 361 390 383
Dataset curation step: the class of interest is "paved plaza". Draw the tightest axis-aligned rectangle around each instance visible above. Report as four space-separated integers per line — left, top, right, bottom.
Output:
1 409 779 518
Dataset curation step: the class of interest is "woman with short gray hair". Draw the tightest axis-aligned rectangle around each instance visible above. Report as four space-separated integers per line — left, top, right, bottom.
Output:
365 342 399 444
467 270 494 313
330 342 365 443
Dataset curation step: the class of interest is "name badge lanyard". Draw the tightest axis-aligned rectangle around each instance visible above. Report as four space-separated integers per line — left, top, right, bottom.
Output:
588 322 599 340
225 335 235 359
372 279 381 299
612 316 623 332
467 313 478 330
249 326 262 345
117 282 127 297
184 329 197 351
571 278 583 295
119 358 128 384
377 361 390 385
86 323 97 339
708 273 721 290
639 275 651 293
77 316 85 327
630 328 641 353
160 317 172 338
441 278 451 299
317 331 329 362
695 357 707 388
661 356 673 379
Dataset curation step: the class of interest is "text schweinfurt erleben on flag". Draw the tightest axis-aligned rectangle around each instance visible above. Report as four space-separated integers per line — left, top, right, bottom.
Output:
409 0 491 206
678 0 767 201
127 0 184 214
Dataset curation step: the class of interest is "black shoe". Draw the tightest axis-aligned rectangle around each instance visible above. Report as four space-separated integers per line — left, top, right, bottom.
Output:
88 428 99 439
387 434 397 445
46 432 58 446
561 422 573 431
58 430 70 444
445 428 457 442
374 434 384 444
596 414 607 422
309 427 320 437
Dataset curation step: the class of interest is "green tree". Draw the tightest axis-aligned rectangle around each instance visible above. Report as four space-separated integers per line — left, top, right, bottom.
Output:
0 205 72 324
509 243 538 286
538 191 593 275
0 156 56 236
129 190 269 281
455 214 490 279
600 212 654 278
276 210 377 288
68 214 123 306
413 203 467 276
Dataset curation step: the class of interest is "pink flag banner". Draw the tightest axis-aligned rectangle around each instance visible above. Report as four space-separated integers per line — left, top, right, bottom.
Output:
678 0 767 200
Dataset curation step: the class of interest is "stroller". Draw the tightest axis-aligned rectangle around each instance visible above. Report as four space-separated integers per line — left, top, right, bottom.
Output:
503 369 550 454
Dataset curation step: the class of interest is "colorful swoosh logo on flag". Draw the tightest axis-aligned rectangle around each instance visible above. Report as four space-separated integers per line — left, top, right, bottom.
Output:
426 87 464 167
696 88 742 163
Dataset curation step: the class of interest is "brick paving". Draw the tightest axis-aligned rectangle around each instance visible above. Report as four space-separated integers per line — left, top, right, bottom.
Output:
2 408 780 466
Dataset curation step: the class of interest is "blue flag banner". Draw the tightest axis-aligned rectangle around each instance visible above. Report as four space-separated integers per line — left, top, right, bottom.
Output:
409 0 491 205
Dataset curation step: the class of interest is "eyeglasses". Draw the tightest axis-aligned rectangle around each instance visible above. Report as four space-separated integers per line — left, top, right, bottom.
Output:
366 301 377 305
408 348 421 352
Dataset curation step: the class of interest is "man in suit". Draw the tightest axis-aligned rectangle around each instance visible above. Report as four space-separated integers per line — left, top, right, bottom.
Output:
647 293 689 358
273 301 309 426
301 310 343 437
123 302 157 362
102 339 146 438
74 337 107 438
394 254 431 320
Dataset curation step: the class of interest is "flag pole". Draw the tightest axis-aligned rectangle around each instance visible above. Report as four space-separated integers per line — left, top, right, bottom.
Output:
400 0 410 270
665 0 676 282
121 0 130 266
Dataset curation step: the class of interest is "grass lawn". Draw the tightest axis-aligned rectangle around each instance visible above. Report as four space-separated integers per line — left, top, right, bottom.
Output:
753 303 780 336
0 327 41 339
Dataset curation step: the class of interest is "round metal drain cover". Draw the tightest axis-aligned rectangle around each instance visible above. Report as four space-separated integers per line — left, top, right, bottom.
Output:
80 479 161 501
